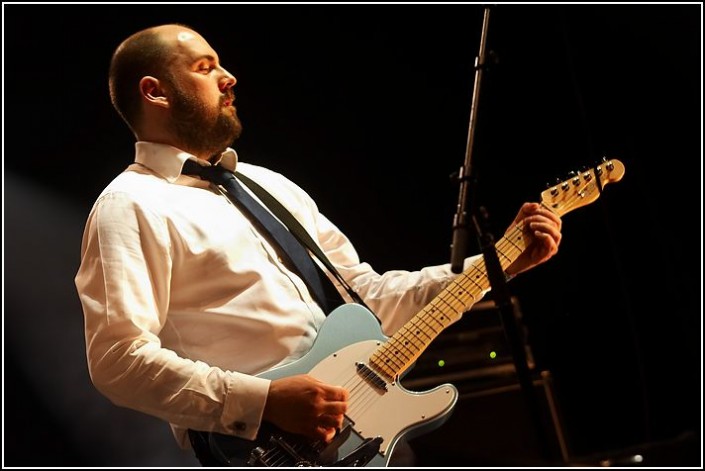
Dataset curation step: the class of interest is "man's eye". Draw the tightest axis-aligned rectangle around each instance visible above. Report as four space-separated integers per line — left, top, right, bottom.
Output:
198 65 214 73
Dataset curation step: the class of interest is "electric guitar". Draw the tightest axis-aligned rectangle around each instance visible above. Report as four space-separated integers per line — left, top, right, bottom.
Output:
200 159 626 466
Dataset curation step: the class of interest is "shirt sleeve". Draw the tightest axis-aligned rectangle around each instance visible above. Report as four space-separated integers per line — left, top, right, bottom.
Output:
75 191 270 442
311 206 484 335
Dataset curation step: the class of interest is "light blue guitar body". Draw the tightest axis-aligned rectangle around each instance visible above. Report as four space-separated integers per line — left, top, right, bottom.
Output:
208 304 458 467
201 158 627 466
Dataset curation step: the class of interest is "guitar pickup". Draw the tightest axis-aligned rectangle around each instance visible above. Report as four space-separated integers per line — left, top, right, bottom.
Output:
356 362 388 392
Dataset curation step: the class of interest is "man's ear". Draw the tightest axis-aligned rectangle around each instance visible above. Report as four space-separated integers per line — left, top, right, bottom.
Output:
139 76 169 108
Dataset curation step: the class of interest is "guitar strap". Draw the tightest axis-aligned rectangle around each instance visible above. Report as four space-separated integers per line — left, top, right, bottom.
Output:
235 171 372 314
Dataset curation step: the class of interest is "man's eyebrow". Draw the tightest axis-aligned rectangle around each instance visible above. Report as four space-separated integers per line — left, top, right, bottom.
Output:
192 54 217 63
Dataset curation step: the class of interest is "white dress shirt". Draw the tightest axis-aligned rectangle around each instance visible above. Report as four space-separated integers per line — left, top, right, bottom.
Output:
75 141 483 448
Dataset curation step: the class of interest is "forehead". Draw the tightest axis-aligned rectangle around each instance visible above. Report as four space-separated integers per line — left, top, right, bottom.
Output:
168 29 218 62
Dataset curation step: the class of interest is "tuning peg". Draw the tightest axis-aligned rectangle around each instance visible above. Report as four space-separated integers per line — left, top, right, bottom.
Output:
547 182 559 196
599 155 617 172
566 170 580 186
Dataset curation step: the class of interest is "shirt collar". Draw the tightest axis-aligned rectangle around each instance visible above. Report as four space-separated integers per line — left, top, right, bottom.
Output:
134 141 239 183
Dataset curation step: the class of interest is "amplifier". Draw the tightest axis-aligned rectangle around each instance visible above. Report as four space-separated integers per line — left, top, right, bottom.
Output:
406 370 570 466
396 297 571 466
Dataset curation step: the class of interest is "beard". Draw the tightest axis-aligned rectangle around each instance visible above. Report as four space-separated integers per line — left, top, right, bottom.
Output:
167 84 242 159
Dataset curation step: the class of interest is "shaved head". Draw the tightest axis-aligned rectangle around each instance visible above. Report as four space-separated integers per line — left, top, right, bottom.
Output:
108 24 195 132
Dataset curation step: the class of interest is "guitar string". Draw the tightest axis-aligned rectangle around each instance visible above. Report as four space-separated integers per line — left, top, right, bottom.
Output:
338 227 526 428
340 185 590 431
249 179 595 466
313 232 525 453
369 226 521 379
368 175 594 379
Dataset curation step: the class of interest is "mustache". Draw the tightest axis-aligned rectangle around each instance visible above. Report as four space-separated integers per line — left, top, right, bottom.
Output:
221 92 235 106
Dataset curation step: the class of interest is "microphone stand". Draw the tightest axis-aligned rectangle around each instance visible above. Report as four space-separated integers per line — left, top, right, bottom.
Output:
450 6 491 275
449 6 552 463
475 209 552 463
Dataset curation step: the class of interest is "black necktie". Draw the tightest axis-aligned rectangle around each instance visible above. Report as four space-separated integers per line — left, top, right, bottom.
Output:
181 159 337 313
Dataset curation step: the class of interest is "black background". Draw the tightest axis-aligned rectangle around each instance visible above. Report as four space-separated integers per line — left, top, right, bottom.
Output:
3 3 701 467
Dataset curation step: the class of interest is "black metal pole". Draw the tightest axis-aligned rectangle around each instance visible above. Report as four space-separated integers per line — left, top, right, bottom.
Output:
449 6 491 274
449 6 553 463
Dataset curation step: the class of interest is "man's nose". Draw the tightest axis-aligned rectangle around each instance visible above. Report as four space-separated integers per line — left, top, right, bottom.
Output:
219 67 236 91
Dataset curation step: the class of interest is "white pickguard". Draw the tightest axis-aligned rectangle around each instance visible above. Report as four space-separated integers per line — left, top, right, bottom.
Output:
206 158 625 466
245 304 458 465
309 339 457 457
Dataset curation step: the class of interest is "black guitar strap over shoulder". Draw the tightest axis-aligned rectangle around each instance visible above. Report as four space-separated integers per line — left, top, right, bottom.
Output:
235 171 371 314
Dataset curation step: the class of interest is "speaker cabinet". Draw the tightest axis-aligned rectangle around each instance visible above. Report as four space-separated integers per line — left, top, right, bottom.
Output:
405 371 570 467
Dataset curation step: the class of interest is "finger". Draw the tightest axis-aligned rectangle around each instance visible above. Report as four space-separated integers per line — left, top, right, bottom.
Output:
529 221 562 243
513 202 539 224
532 230 560 257
525 208 561 224
525 213 561 233
522 202 540 213
323 385 349 402
321 400 347 416
318 413 344 429
315 426 338 443
535 208 562 228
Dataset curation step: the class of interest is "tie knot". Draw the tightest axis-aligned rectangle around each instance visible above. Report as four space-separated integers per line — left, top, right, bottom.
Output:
181 159 234 185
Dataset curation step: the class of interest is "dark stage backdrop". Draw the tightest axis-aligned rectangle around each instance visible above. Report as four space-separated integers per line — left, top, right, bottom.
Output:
3 3 701 467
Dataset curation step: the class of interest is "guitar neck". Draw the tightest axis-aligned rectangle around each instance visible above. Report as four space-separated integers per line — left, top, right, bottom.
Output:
366 158 626 382
368 221 528 380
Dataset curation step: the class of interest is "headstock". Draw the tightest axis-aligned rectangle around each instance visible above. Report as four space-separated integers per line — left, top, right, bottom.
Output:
541 158 625 216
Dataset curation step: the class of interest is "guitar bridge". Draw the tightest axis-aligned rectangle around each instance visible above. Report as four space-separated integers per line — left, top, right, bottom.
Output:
333 436 383 467
247 421 362 467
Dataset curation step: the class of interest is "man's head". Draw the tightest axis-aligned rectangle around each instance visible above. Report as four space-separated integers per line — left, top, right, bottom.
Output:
109 24 242 159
